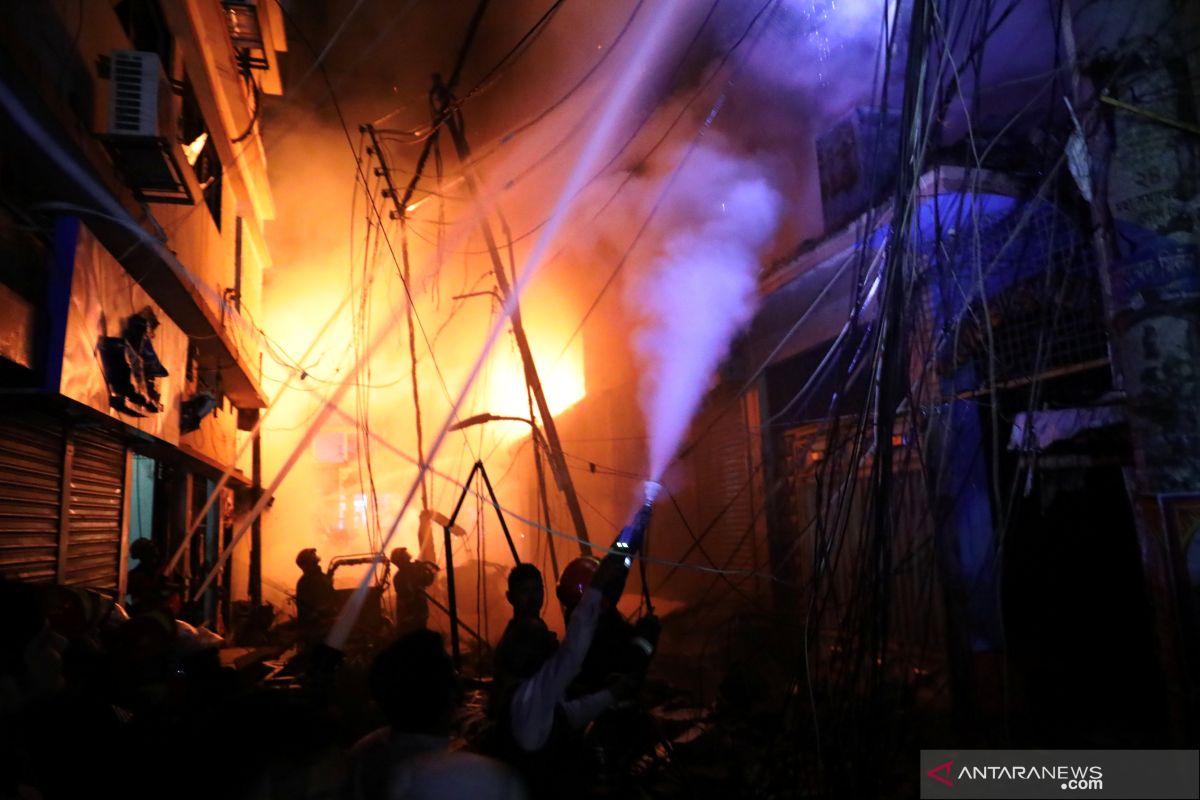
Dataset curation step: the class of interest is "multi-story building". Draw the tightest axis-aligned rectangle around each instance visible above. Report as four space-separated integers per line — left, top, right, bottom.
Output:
527 0 1197 742
739 86 1184 742
0 0 286 630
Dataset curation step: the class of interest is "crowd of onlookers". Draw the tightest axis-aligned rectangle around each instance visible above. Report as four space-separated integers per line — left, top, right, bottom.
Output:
0 540 671 800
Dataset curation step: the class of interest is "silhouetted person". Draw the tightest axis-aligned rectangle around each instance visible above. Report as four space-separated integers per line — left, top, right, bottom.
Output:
295 548 334 639
489 558 632 798
126 538 182 617
492 563 558 714
347 629 525 799
0 578 68 798
557 556 661 792
556 557 659 699
127 538 160 609
389 547 437 635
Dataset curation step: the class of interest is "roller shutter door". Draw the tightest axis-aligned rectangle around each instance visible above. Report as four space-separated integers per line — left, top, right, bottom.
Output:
64 425 126 592
691 388 768 579
0 414 64 582
698 413 759 573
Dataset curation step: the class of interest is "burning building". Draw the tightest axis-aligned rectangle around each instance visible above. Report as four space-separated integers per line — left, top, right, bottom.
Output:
0 0 1197 798
0 0 286 626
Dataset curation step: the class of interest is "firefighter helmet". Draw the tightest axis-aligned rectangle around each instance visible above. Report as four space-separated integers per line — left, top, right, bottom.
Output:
555 555 599 610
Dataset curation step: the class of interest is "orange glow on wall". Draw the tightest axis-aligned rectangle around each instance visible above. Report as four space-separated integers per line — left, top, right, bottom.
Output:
484 326 586 425
482 335 585 422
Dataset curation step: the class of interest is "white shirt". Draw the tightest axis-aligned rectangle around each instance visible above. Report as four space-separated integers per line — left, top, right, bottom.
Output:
387 751 527 800
508 588 614 752
347 729 527 800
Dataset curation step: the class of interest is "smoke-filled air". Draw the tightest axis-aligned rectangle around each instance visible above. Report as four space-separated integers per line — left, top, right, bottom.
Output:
7 0 1184 795
625 142 783 481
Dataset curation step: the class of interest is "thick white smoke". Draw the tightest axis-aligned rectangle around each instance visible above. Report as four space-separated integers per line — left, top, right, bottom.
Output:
626 143 783 481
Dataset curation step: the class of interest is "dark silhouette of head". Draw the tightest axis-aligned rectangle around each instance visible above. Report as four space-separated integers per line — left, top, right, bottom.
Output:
506 563 544 619
295 548 321 572
130 537 160 566
369 629 458 735
0 578 66 706
389 547 412 568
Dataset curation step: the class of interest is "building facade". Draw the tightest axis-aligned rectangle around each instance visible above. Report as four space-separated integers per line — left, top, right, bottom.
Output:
0 0 286 631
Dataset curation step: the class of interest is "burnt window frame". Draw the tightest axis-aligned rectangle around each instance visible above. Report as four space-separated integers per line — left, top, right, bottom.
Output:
179 76 223 230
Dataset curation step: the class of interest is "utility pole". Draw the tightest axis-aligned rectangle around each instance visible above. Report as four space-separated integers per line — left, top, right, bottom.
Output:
363 123 437 560
249 426 262 607
435 98 592 555
357 0 594 555
364 119 592 555
352 0 492 564
530 386 560 580
376 71 596 557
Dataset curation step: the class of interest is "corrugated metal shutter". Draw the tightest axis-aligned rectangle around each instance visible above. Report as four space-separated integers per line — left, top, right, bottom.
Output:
702 418 758 572
694 392 764 577
0 415 64 582
64 426 126 591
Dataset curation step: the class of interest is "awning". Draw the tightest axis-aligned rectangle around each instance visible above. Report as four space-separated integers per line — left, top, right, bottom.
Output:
1008 406 1125 451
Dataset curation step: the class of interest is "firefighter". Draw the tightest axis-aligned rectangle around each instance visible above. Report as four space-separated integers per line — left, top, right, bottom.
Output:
295 548 335 638
389 547 438 635
556 555 661 793
556 556 660 698
491 556 631 798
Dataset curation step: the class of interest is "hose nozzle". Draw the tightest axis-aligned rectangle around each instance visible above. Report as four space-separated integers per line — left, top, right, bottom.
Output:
643 480 662 506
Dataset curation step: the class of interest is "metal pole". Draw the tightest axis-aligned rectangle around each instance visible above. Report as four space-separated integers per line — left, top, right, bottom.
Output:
442 521 460 670
249 430 262 607
533 436 560 580
442 460 481 670
478 460 521 563
438 99 593 555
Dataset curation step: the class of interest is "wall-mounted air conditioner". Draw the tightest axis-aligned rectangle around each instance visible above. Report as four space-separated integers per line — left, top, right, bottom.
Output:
108 50 161 136
99 50 194 205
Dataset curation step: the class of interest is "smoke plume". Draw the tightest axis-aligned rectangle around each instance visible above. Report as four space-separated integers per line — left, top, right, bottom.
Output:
625 142 782 481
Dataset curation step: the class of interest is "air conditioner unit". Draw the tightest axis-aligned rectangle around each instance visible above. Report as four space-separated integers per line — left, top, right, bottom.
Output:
99 50 194 205
108 50 161 136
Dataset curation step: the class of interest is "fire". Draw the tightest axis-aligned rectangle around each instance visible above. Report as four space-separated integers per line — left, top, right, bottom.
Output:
485 331 586 425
